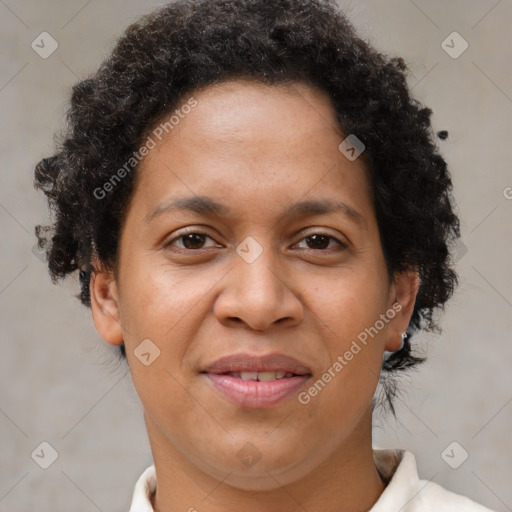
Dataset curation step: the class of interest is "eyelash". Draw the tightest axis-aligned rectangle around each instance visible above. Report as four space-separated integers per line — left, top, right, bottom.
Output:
164 230 348 252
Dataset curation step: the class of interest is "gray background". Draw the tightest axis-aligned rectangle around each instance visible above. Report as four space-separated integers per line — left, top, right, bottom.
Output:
1 0 511 510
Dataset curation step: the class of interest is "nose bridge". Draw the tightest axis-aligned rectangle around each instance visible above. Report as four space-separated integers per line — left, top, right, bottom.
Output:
238 241 282 301
214 235 303 330
236 236 285 308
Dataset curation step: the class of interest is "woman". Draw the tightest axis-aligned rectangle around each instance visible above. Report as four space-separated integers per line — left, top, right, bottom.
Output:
33 0 495 510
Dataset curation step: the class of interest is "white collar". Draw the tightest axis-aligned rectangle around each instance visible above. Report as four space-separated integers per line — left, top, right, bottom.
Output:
129 449 494 511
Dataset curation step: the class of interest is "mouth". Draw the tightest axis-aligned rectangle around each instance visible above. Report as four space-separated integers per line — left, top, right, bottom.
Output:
201 353 312 408
214 371 305 380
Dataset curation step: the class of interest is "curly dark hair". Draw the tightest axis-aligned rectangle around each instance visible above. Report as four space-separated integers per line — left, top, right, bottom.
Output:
33 0 460 413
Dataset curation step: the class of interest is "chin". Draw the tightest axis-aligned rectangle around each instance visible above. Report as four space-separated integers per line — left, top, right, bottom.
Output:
220 462 310 492
195 442 319 491
223 473 291 492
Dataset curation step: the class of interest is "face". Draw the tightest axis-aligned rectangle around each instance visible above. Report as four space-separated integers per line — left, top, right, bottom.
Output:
91 80 418 491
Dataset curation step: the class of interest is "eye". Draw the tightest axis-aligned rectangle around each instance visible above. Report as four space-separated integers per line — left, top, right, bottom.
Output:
165 231 220 251
294 232 348 251
164 230 348 252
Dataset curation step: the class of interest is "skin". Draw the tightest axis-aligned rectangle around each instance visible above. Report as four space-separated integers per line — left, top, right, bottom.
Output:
90 79 419 512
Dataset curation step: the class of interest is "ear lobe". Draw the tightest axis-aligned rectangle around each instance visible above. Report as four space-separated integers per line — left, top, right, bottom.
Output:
384 270 420 352
90 266 124 346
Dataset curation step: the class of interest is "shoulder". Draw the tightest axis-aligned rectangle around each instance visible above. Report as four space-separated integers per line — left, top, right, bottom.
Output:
129 464 156 512
409 478 495 511
371 449 496 512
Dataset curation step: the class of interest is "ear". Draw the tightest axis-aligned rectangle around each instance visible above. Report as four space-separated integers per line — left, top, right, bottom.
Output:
384 269 420 352
90 260 124 346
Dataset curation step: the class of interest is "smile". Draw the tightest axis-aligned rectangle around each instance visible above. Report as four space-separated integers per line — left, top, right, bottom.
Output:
205 373 310 408
202 353 312 408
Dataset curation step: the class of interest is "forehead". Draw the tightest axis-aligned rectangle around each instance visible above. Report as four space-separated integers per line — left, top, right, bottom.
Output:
188 79 338 122
146 79 343 159
128 79 373 224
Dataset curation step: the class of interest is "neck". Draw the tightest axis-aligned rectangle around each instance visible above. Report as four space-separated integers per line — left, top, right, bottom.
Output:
146 408 385 512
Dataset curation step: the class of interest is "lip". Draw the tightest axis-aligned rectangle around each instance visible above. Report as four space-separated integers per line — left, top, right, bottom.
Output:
203 353 312 374
202 353 312 409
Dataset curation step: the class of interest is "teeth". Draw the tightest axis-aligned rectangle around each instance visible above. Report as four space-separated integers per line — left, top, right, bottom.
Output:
239 371 290 381
258 371 276 381
240 372 258 381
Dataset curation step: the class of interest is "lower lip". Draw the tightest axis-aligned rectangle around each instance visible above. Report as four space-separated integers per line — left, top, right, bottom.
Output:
205 374 310 408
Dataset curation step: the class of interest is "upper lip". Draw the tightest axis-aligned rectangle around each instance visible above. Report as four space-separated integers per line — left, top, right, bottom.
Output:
202 353 312 375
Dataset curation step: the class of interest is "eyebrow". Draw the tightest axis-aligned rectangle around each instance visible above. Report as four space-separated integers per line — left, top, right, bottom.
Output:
144 195 367 229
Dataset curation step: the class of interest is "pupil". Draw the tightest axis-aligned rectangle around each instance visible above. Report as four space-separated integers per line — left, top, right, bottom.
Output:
307 234 329 249
183 233 205 249
181 234 330 250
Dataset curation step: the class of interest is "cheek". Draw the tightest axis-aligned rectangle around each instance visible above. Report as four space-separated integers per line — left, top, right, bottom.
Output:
306 268 389 404
312 265 389 342
119 260 228 381
120 259 207 333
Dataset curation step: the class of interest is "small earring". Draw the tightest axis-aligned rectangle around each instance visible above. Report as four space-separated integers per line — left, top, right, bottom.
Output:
383 331 408 358
399 331 407 351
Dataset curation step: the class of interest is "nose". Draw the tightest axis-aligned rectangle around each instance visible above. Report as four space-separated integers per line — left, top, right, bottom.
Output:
213 246 303 331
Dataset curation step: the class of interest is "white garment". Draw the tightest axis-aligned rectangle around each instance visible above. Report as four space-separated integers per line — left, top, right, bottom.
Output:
128 449 495 511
